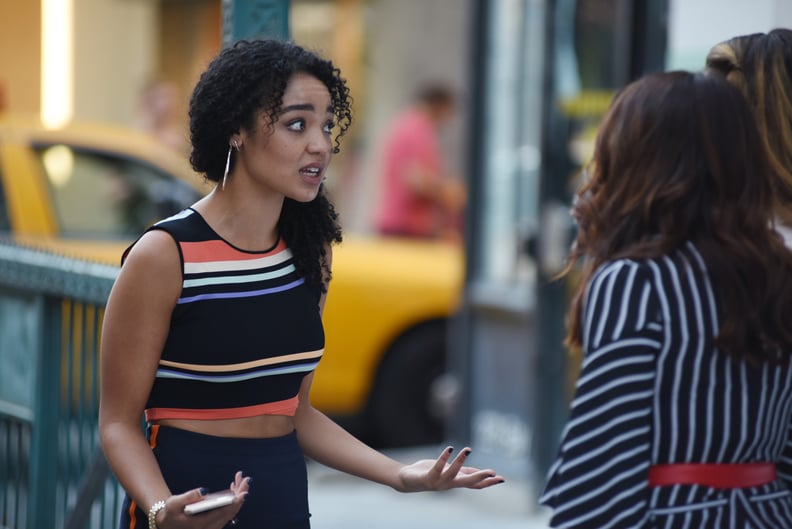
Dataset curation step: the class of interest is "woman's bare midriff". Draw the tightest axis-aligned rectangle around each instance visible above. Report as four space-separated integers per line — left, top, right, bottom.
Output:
155 415 295 439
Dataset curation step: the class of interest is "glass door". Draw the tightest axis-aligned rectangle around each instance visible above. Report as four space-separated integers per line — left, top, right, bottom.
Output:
458 0 668 492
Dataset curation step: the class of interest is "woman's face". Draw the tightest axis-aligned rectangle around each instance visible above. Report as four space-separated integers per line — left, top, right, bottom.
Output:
234 72 334 203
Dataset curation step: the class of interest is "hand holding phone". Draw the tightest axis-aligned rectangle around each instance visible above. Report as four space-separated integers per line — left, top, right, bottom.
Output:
183 490 236 515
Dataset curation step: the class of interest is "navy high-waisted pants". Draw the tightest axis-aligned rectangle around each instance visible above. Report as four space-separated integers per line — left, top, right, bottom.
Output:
118 425 311 529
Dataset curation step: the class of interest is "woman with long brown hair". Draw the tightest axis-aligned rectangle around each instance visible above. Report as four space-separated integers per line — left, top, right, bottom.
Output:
540 71 792 528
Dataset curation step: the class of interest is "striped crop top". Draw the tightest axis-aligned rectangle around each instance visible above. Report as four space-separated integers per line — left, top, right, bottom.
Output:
127 208 324 422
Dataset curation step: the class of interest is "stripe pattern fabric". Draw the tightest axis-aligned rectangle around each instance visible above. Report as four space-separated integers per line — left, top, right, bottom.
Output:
541 242 792 528
138 208 325 421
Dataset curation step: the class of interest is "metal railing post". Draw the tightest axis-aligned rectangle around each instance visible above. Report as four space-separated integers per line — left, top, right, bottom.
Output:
0 242 117 529
63 450 111 529
27 296 61 529
221 0 290 47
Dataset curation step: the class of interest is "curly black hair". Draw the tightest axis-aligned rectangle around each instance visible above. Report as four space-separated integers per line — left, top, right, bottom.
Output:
188 39 352 292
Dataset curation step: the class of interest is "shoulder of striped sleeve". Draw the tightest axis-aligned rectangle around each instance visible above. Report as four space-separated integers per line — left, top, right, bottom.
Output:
540 258 662 529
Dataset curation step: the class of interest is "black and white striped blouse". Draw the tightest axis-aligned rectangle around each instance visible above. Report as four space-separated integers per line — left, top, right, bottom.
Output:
541 242 792 528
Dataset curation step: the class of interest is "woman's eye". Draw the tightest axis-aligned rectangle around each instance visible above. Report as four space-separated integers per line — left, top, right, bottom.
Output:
323 121 335 134
286 119 305 132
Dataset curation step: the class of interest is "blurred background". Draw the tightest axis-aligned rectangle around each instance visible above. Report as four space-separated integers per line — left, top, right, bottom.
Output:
2 1 792 528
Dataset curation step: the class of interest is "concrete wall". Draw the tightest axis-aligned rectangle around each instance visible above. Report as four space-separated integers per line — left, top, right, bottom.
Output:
73 0 158 126
667 0 792 70
0 0 158 127
0 1 41 115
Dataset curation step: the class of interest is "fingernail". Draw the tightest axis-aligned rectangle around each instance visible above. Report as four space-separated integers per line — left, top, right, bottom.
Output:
246 477 253 485
447 447 454 455
463 449 472 457
497 479 505 484
198 487 207 495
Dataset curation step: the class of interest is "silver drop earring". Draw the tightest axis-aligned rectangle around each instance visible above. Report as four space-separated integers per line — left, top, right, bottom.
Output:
222 140 238 190
222 144 232 190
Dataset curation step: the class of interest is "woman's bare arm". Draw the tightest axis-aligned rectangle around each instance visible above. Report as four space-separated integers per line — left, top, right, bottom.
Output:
98 230 248 528
294 246 502 492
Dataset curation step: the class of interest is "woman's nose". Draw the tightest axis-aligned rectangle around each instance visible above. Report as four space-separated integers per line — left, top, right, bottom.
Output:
307 128 331 154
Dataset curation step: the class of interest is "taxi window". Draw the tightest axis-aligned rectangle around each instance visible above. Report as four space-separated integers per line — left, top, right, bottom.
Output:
33 144 201 238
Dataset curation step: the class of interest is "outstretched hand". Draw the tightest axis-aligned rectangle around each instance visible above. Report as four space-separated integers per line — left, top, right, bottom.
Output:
396 446 504 492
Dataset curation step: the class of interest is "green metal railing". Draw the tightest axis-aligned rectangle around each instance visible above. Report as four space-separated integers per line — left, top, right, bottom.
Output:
0 241 119 529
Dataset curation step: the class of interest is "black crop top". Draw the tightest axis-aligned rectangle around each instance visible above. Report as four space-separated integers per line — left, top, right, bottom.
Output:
128 208 324 421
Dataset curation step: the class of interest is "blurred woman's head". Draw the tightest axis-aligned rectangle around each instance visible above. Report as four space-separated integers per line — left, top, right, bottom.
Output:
706 29 792 223
565 70 792 360
572 70 772 261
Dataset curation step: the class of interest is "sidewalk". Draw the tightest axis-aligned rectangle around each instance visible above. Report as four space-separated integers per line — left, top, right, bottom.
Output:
306 446 551 529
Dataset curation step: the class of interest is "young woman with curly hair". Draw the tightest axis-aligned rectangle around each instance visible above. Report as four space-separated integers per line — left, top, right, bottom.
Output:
99 39 502 529
540 71 792 528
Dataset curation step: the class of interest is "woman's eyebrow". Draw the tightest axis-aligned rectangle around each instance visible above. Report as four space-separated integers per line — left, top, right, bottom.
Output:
279 103 334 115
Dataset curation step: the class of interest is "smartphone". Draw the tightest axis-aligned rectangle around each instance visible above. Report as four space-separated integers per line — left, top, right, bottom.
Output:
184 490 236 515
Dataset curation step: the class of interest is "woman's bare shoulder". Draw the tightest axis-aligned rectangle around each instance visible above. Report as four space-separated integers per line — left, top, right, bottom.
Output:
114 229 182 305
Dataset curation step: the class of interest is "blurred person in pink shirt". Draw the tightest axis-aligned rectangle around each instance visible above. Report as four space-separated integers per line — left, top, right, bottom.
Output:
375 83 466 241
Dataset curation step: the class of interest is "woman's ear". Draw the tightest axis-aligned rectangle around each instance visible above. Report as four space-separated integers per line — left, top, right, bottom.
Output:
230 132 243 149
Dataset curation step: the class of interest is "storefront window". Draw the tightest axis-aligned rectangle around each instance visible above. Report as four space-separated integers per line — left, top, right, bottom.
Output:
473 0 545 309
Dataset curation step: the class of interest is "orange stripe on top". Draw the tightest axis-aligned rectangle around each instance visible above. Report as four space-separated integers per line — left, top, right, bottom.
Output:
128 500 138 529
149 424 161 448
180 238 287 262
145 396 300 421
159 348 324 372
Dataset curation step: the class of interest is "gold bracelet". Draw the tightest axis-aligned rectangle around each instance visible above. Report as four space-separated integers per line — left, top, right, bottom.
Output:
148 500 167 529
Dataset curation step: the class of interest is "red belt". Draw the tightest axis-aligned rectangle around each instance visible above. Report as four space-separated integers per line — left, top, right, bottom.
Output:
648 463 776 488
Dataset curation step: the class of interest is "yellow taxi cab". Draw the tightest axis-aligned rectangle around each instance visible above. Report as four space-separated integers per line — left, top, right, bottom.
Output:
0 116 463 446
